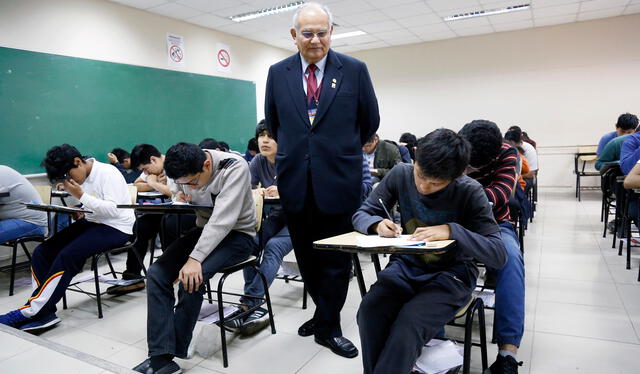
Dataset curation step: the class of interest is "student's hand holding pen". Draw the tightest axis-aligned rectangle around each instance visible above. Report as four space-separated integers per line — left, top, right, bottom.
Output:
410 224 451 242
376 219 402 237
175 191 192 203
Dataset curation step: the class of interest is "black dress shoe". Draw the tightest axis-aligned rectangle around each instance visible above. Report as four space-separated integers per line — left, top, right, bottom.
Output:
298 318 316 337
132 359 182 374
314 336 359 358
132 359 151 373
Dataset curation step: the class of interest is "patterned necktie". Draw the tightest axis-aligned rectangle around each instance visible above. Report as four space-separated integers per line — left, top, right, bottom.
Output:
305 64 320 124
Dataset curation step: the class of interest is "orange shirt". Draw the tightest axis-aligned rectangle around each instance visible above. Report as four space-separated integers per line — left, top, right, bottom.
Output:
519 153 530 190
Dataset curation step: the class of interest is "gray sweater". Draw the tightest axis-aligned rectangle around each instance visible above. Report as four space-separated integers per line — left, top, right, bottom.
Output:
0 165 48 227
174 150 256 263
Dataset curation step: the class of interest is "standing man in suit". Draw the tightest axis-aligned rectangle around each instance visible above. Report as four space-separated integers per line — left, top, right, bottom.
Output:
265 2 379 359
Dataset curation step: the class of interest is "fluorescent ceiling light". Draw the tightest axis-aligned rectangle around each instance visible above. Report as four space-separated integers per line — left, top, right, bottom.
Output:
230 1 304 22
444 3 530 21
332 31 367 40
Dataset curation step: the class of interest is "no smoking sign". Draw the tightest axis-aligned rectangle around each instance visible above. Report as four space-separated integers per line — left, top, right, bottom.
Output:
169 45 183 63
216 43 231 72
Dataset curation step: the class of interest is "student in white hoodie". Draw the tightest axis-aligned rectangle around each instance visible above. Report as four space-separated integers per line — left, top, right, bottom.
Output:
0 144 135 332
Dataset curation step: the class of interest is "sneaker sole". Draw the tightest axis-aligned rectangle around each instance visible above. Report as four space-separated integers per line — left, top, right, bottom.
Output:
106 282 146 296
240 317 271 336
21 317 61 332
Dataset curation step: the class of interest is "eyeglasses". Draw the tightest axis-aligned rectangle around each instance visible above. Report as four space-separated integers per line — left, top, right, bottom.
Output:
300 30 329 39
176 173 201 187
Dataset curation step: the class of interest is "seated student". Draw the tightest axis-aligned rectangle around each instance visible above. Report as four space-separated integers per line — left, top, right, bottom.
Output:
106 144 191 295
354 129 507 374
521 131 536 149
107 147 141 183
229 121 294 334
598 113 638 156
399 132 418 161
614 114 640 174
504 130 533 221
0 145 134 331
245 136 259 163
362 133 402 183
0 165 48 243
596 125 636 171
133 142 256 374
508 126 538 175
198 138 220 151
459 120 526 374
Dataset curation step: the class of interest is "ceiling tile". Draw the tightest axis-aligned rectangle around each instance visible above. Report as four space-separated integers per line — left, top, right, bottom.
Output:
334 34 379 45
374 29 420 43
174 0 238 13
426 0 482 12
146 2 203 19
419 30 457 41
386 36 424 46
395 13 446 27
455 25 495 36
532 0 581 8
357 40 392 51
380 2 433 18
577 7 625 21
340 10 391 25
492 19 534 31
623 4 640 14
580 0 630 12
488 8 533 24
481 0 531 10
215 22 261 36
408 22 452 35
358 20 404 33
326 0 375 16
366 0 422 9
215 4 255 18
186 13 234 28
534 14 577 27
109 0 169 10
533 3 580 18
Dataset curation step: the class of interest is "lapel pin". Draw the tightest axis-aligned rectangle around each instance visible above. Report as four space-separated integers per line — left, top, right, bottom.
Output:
331 78 337 88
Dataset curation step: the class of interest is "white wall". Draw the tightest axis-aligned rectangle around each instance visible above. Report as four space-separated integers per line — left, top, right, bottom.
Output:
0 0 291 123
351 14 640 187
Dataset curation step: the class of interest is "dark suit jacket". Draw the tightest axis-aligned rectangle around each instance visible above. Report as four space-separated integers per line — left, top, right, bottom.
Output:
265 50 380 214
373 140 402 179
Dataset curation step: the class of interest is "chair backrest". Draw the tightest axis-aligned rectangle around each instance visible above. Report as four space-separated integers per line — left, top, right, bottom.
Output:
34 185 52 204
128 185 138 204
252 189 264 233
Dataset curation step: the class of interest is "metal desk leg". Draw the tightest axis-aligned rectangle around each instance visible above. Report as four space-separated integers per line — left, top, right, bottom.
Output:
351 253 366 297
371 253 382 276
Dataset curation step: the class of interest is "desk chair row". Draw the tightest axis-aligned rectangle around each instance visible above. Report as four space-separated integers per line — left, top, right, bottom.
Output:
606 171 640 281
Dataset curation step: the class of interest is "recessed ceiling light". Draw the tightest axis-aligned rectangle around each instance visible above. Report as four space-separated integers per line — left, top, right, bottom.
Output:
230 1 305 23
444 3 530 21
332 31 367 40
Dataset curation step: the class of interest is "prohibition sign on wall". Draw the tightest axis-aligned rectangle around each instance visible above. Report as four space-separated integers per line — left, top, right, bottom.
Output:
217 49 230 68
169 45 184 63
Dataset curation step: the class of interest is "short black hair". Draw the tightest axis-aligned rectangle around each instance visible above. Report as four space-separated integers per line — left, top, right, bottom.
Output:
41 144 83 182
247 138 259 152
365 133 378 143
218 141 230 152
255 121 270 139
508 125 522 134
111 148 130 162
199 138 220 150
504 129 522 144
616 113 639 131
130 144 161 169
459 120 503 168
164 142 207 179
399 132 417 146
415 129 470 181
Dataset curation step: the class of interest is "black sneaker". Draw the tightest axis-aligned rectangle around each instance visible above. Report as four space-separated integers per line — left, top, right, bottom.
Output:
222 306 246 330
106 280 145 296
485 354 523 374
240 307 270 336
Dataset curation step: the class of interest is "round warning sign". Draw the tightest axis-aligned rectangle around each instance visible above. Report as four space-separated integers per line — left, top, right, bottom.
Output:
169 45 184 63
217 49 230 68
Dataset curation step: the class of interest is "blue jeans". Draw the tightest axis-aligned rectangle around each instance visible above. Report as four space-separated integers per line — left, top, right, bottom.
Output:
487 222 525 347
0 219 46 243
241 226 293 307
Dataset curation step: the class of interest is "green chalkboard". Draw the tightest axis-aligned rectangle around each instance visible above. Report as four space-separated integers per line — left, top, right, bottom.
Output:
0 46 257 174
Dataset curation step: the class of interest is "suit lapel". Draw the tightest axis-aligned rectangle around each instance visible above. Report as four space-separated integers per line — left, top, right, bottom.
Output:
312 50 343 128
285 54 311 126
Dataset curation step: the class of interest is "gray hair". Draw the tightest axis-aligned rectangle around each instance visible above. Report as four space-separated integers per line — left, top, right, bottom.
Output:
292 2 333 31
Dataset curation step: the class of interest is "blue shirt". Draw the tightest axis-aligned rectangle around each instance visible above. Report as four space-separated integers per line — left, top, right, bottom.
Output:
620 132 640 174
597 131 617 155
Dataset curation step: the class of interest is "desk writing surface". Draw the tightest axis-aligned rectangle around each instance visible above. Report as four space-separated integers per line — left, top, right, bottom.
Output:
24 203 92 214
117 203 212 213
313 231 455 255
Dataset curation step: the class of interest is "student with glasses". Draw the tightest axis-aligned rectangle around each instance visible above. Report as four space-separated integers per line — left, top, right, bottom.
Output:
133 142 257 374
0 144 135 332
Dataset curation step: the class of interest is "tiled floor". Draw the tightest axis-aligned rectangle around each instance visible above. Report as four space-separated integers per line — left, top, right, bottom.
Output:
2 187 640 373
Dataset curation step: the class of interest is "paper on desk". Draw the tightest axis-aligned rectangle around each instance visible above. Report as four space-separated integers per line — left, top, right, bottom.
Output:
413 339 463 374
198 303 238 324
356 234 425 248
